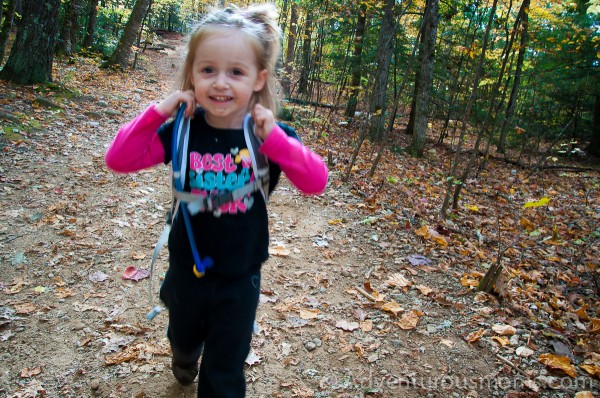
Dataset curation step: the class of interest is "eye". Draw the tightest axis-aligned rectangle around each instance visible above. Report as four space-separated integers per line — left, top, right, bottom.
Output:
202 67 214 74
231 68 244 76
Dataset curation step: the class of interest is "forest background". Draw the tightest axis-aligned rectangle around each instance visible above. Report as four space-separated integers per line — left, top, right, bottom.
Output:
0 0 600 396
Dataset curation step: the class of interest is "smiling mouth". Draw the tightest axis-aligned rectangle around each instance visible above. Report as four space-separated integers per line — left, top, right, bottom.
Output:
210 96 233 102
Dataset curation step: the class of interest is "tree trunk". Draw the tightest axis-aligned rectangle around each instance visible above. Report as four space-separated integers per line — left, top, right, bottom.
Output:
344 3 367 118
0 0 17 63
297 12 313 100
282 3 298 95
498 0 529 154
57 0 83 55
0 0 61 84
406 0 439 157
367 0 396 142
102 0 152 69
440 0 498 218
83 0 100 48
588 91 600 157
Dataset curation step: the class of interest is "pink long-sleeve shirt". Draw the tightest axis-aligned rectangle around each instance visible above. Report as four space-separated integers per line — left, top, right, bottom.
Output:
105 105 328 195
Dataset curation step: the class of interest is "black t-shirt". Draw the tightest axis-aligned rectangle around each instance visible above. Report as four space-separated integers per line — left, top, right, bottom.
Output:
158 109 298 278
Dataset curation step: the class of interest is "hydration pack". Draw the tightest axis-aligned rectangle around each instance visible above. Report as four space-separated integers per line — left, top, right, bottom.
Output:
146 104 269 319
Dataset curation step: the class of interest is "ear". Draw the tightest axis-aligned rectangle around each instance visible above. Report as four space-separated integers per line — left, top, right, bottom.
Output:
254 69 268 92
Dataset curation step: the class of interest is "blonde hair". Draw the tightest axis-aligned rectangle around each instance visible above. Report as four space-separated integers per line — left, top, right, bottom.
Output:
178 3 282 113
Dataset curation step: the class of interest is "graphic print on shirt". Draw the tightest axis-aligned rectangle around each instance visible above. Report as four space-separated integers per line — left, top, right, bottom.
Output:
187 147 256 215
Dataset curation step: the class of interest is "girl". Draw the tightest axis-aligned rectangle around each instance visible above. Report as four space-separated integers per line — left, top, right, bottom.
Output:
105 3 328 397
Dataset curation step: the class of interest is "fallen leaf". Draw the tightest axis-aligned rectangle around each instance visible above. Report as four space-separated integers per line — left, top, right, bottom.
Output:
523 379 540 393
415 225 431 238
299 308 319 320
387 273 411 288
55 287 75 298
406 254 432 266
492 324 517 336
465 328 487 343
580 364 600 379
360 320 373 332
519 217 535 231
523 197 550 208
245 349 262 366
538 353 577 378
122 266 151 282
4 280 27 295
431 235 449 246
131 252 147 260
590 318 600 334
491 336 511 346
33 286 47 293
287 316 309 328
574 392 595 398
440 339 455 348
104 345 140 365
336 320 359 331
378 301 403 316
354 343 364 358
415 285 433 296
14 302 36 315
89 271 109 283
516 346 535 357
269 245 291 257
461 274 479 287
574 305 591 321
20 366 43 378
395 310 420 330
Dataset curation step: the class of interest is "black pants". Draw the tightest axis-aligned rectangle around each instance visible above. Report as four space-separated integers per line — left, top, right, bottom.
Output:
160 268 261 398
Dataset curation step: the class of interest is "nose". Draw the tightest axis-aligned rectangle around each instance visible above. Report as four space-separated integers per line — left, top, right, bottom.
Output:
213 72 229 89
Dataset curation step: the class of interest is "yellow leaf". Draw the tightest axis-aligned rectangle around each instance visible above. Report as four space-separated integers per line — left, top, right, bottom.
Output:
538 353 577 378
590 318 600 333
33 286 46 293
414 225 431 238
466 205 479 212
524 197 550 208
491 336 511 346
328 219 344 225
432 235 449 246
580 364 600 379
574 305 591 321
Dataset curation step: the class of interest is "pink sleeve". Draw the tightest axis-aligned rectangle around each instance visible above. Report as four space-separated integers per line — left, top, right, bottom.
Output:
105 104 169 173
259 125 328 194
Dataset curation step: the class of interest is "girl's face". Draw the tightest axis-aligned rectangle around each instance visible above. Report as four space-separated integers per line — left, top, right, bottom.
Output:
189 28 267 129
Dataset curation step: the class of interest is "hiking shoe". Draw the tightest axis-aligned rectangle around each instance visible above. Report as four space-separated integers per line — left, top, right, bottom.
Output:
171 359 198 386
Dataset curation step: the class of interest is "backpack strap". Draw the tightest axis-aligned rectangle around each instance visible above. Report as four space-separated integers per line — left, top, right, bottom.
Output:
146 107 270 320
243 114 270 202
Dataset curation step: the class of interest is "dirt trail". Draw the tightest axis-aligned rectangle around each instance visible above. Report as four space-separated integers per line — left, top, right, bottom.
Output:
0 36 597 398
